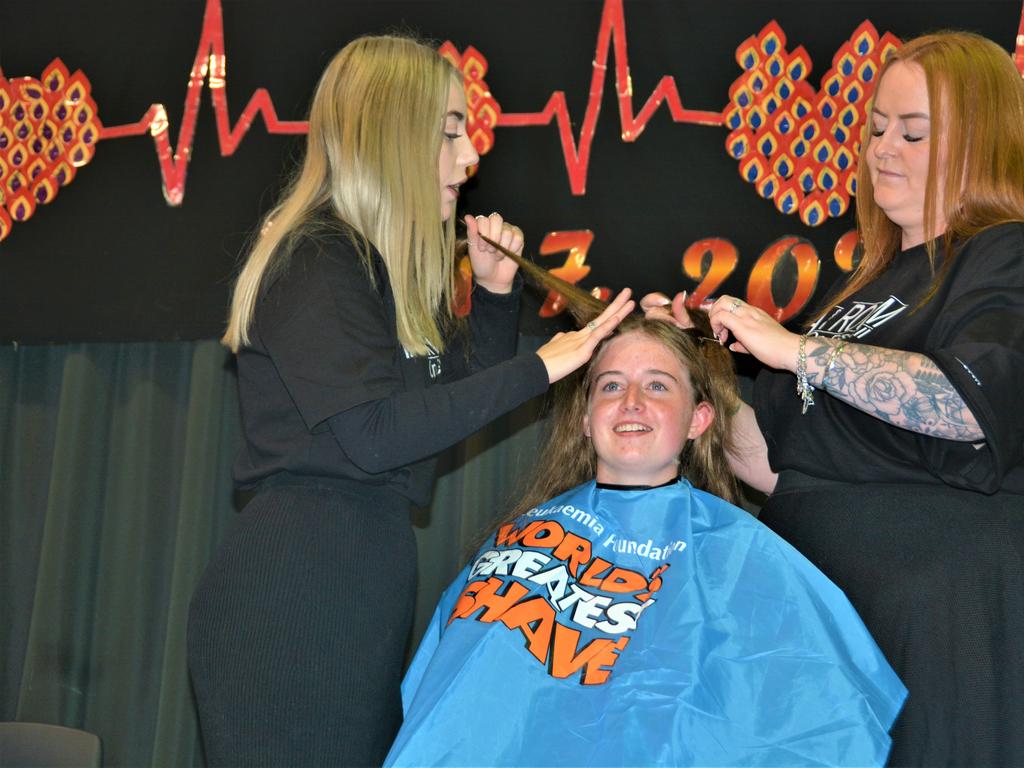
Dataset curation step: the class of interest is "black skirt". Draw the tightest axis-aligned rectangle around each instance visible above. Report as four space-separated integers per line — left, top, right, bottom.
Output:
188 480 417 767
759 473 1024 768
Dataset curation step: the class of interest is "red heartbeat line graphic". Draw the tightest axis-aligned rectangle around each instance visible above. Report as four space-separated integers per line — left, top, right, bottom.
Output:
494 0 725 194
98 0 306 204
52 0 1024 206
94 0 731 204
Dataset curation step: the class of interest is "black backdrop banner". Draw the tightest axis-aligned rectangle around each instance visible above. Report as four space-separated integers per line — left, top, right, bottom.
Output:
2 0 1022 343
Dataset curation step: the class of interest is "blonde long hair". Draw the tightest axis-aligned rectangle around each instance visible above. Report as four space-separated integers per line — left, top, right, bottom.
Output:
828 31 1024 315
223 35 460 355
510 315 741 518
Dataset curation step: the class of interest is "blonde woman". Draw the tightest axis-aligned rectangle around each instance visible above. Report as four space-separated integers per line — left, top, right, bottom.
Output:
646 31 1024 765
187 35 632 766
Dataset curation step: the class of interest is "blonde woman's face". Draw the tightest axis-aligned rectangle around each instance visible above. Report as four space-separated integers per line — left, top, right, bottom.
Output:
583 332 713 487
438 81 479 221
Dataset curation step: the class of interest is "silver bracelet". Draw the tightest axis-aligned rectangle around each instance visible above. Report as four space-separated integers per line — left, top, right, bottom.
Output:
795 335 815 414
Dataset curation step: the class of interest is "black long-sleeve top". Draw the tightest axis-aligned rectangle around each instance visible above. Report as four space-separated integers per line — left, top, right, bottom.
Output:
233 229 550 506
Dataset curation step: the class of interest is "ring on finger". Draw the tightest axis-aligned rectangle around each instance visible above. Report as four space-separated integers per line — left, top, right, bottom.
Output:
728 299 742 313
586 321 597 331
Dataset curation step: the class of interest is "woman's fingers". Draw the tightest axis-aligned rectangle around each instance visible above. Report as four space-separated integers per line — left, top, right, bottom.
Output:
708 294 745 343
640 291 692 328
707 295 801 369
467 213 524 255
639 291 674 325
670 292 689 325
500 223 524 255
477 212 504 247
589 288 634 333
465 212 523 293
535 289 635 383
639 291 671 313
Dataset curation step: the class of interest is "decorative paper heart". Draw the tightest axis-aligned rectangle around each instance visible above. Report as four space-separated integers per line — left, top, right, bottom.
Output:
724 21 901 227
0 58 102 241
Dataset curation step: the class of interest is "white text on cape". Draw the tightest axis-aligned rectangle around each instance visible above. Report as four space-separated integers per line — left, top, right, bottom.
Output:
526 503 687 561
602 534 686 561
526 503 605 536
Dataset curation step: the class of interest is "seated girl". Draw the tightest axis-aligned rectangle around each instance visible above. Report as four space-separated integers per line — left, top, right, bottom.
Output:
385 315 906 767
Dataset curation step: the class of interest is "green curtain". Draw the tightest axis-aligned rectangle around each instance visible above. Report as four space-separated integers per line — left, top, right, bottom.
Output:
0 340 545 767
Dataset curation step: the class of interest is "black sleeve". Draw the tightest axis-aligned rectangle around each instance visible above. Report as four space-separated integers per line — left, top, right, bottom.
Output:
258 234 550 475
327 352 549 474
255 236 401 431
466 274 525 371
921 224 1024 493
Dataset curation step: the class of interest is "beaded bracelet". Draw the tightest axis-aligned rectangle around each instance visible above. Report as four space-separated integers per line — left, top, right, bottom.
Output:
795 335 815 414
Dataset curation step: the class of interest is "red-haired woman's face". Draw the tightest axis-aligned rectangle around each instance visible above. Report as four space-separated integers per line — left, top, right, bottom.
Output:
584 332 713 486
866 61 947 248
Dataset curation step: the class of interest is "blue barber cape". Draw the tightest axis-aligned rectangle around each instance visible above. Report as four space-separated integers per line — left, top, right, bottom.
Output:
386 479 906 767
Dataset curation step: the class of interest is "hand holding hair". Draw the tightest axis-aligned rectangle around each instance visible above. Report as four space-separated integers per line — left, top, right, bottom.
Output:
464 227 608 326
461 224 634 379
463 213 523 294
707 295 801 372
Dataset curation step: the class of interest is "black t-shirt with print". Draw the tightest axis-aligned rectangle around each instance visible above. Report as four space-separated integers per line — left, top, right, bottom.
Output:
755 222 1024 495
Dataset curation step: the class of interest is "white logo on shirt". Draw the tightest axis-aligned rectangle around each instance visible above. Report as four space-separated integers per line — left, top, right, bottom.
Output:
809 295 908 339
403 340 443 379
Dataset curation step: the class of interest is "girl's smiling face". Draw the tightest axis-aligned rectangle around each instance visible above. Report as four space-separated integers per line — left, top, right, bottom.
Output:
584 331 713 486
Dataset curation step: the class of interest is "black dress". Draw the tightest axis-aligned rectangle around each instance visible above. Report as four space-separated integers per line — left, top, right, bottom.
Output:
755 223 1024 767
187 229 549 767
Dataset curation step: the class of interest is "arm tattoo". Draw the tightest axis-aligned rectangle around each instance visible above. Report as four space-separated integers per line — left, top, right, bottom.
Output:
805 339 984 442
